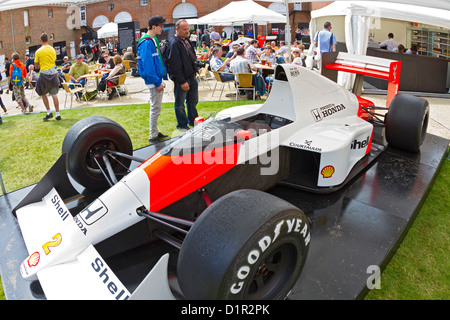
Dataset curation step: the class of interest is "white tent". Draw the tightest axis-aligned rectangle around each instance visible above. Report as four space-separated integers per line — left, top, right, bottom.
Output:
97 22 118 39
258 0 450 43
196 0 286 25
309 1 450 88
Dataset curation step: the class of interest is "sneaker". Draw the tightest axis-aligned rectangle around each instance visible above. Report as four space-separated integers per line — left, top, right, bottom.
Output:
157 132 168 139
43 113 53 121
28 104 34 113
108 91 115 100
55 115 62 121
148 137 160 145
22 110 27 114
177 126 190 132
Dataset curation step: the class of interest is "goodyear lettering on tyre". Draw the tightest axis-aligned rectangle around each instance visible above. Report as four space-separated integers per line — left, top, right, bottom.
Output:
229 217 310 295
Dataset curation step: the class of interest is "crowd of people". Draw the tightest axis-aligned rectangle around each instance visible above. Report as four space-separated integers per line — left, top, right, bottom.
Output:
0 18 311 129
373 32 420 55
0 32 140 125
0 20 330 139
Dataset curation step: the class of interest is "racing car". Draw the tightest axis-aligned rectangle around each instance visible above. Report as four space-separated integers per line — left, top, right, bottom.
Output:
13 62 429 300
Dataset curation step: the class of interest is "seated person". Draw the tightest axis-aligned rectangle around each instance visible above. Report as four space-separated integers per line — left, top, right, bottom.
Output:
123 46 138 76
99 52 115 82
230 47 262 99
68 54 89 99
199 41 210 62
406 45 419 55
259 45 277 66
27 65 39 88
276 41 287 56
104 55 126 100
292 46 305 66
245 40 263 64
60 56 72 74
259 45 276 81
397 44 406 53
210 46 235 82
225 44 239 59
97 51 107 65
270 41 279 52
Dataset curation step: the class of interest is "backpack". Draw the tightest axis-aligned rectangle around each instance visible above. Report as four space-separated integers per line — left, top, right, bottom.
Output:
11 62 23 86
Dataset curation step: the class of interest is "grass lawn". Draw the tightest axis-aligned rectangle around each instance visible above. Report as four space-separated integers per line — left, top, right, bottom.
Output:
0 101 448 300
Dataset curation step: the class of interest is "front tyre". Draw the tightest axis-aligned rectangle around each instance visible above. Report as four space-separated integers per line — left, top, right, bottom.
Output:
177 189 310 300
62 116 133 191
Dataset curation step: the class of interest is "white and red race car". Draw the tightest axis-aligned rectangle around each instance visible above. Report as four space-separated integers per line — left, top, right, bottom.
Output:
13 63 429 300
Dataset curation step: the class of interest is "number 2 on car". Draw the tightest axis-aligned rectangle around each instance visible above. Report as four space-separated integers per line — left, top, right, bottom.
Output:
42 233 62 255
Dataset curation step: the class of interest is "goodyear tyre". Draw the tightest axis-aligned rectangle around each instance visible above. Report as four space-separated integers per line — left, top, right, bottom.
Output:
385 94 429 153
62 116 132 191
177 189 310 300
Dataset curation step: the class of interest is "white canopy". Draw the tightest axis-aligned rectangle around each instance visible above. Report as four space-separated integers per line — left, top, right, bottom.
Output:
258 0 450 55
311 1 450 30
257 0 450 12
310 1 450 88
96 22 118 39
196 0 286 25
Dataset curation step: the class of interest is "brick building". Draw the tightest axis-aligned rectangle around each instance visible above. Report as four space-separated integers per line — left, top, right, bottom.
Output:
0 0 331 65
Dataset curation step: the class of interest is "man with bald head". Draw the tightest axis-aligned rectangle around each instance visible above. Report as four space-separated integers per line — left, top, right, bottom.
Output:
164 19 199 131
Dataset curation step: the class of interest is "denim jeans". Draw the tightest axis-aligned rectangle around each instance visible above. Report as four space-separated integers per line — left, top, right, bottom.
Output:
69 79 86 98
220 73 235 82
174 77 199 129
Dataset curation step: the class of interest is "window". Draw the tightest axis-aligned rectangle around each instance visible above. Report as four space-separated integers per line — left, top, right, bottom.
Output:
48 9 53 18
50 33 54 40
173 3 197 19
114 11 132 24
140 0 148 6
26 37 31 44
92 15 109 28
0 41 3 49
24 10 29 27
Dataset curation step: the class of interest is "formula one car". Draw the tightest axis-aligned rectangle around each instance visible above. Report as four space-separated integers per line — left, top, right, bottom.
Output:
13 63 429 300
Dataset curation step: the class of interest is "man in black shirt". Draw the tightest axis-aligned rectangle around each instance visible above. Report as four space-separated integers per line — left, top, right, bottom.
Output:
165 19 199 131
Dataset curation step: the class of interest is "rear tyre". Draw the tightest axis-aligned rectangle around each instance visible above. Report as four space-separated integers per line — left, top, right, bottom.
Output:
62 116 133 191
385 94 429 152
177 189 310 300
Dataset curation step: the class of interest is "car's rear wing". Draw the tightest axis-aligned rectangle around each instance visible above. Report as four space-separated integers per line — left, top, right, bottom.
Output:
321 52 401 107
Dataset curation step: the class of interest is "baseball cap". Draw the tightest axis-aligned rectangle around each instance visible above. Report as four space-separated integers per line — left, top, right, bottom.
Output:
75 54 83 59
148 15 166 28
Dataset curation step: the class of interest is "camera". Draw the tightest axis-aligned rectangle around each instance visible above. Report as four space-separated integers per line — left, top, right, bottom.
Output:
194 60 206 72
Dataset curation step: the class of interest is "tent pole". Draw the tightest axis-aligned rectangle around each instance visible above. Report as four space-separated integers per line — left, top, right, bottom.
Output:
286 0 291 62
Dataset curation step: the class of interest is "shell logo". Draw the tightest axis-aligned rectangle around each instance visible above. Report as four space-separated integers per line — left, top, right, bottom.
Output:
321 165 335 178
27 252 40 267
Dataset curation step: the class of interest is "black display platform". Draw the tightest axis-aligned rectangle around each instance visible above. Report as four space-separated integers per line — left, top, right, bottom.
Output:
0 133 448 300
